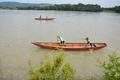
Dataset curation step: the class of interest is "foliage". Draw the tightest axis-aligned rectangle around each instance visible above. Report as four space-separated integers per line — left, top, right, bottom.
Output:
114 6 120 13
1 2 120 13
102 6 120 13
29 54 73 80
16 3 102 12
99 53 120 80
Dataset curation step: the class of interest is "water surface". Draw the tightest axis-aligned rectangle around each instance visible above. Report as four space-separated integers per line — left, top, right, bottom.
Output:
0 10 120 80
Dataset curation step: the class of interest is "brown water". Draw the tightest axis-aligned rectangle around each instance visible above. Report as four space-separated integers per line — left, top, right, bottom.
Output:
0 10 120 80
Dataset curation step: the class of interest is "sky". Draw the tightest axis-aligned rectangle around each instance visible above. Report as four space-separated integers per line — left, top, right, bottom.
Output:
0 0 120 7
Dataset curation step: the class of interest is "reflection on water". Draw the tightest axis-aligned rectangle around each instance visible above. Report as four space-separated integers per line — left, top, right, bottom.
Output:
0 10 120 80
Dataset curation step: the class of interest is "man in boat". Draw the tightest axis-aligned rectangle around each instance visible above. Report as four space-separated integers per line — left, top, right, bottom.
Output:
46 16 48 19
57 36 65 44
40 15 41 19
85 37 96 48
85 37 90 44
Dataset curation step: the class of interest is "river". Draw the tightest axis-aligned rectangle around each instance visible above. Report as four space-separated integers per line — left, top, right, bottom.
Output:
0 10 120 80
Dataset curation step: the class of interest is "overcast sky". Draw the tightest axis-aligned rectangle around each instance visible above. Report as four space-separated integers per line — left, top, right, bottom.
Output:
0 0 120 7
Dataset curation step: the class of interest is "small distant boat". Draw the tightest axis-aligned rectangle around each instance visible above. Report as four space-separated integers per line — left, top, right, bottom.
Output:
32 42 107 51
35 17 55 20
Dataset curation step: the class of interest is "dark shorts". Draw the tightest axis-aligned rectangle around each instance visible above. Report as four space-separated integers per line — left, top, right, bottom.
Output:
61 41 65 43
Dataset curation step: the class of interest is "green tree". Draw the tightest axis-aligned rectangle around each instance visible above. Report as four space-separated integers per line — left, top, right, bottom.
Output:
29 54 73 80
99 54 120 80
114 6 120 13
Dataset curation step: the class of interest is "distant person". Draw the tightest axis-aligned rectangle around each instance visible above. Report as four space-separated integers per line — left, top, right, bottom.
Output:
46 16 48 19
40 15 41 19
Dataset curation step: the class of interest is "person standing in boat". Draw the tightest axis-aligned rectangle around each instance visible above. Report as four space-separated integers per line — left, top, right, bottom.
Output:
57 36 65 44
40 15 41 19
85 37 90 44
46 16 48 19
85 37 92 47
85 37 96 48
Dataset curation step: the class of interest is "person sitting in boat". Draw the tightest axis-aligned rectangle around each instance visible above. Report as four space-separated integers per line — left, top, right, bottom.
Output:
57 36 65 44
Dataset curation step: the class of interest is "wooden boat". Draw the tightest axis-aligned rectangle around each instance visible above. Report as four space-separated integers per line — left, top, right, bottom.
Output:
35 17 55 20
32 42 107 51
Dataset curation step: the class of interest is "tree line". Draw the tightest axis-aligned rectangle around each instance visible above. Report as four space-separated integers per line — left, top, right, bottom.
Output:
0 3 120 13
17 3 102 12
105 6 120 13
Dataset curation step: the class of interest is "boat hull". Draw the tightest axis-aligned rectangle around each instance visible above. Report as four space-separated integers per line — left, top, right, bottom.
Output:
35 18 55 20
32 42 107 51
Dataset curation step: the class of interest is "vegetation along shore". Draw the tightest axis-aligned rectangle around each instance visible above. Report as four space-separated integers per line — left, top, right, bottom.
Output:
0 2 120 13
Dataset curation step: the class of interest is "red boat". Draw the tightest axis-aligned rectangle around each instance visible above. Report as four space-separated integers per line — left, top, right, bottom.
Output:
32 42 107 51
35 18 55 20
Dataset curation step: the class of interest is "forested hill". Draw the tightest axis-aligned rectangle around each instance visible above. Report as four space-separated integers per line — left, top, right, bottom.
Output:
0 2 50 9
